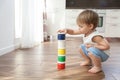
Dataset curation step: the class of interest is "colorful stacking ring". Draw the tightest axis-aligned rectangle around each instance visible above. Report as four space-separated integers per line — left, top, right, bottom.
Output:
57 33 65 40
58 49 66 55
57 62 65 70
58 55 66 62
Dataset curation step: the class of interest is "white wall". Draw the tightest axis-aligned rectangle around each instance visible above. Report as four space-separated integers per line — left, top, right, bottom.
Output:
0 0 15 55
46 0 65 38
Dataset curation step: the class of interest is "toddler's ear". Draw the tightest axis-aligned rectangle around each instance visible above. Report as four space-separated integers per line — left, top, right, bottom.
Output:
89 24 94 30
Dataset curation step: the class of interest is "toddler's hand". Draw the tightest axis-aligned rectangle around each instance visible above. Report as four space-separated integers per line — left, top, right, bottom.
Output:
57 29 67 34
85 43 94 48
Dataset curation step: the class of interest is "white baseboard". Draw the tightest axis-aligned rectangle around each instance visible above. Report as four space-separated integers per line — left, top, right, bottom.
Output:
0 45 15 56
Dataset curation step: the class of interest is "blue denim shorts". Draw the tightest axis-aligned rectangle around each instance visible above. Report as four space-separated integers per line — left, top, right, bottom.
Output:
80 44 109 62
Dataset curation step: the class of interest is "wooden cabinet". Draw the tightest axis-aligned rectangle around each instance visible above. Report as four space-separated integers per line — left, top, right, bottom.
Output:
105 10 120 37
65 9 120 37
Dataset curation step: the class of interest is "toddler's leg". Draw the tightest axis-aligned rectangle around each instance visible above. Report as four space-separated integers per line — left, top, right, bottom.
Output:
88 52 102 73
79 47 91 66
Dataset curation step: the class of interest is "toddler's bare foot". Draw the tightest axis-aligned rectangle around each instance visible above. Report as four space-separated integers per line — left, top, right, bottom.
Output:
80 61 91 66
88 66 102 73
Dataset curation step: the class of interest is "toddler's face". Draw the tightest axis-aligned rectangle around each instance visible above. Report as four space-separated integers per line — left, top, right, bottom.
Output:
78 22 92 35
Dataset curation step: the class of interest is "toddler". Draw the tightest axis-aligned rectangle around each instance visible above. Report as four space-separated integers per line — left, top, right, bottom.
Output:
58 10 110 73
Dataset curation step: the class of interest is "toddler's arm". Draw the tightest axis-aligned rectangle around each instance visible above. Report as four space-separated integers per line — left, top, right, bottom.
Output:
58 28 81 35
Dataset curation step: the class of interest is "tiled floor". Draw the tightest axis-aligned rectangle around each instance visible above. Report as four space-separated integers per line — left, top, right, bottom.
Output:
0 37 120 80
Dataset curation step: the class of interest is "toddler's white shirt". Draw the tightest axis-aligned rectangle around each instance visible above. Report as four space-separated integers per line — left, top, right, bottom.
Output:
82 30 110 55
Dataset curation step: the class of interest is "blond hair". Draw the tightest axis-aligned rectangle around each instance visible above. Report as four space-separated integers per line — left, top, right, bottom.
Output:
77 10 99 30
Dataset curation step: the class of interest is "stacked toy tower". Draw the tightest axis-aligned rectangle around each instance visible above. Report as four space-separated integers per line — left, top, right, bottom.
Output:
57 33 66 70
